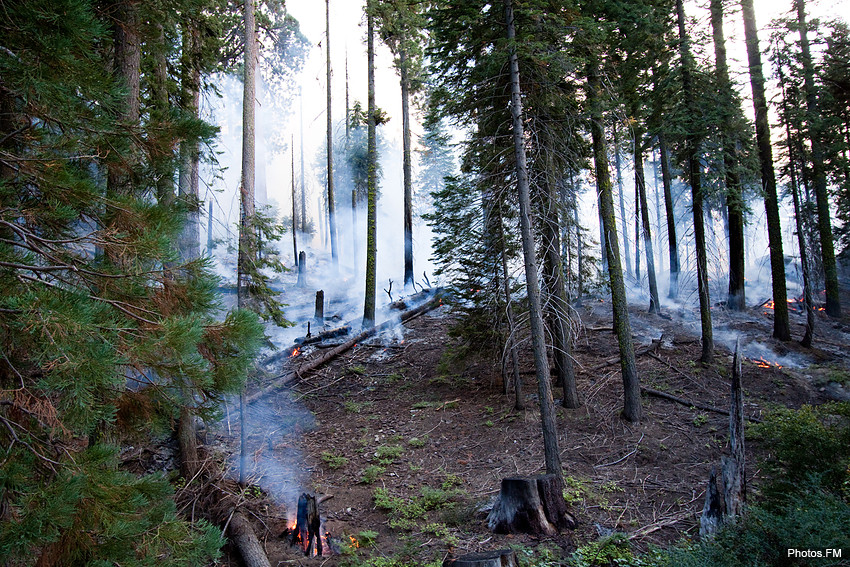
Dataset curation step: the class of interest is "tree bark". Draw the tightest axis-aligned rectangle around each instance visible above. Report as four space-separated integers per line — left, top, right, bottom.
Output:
778 59 816 347
658 133 680 299
108 0 141 197
587 57 642 423
634 131 660 314
487 478 556 536
614 122 632 279
741 0 791 340
229 511 272 567
505 0 563 472
795 0 841 318
496 207 524 411
542 161 580 409
326 0 338 268
677 0 714 363
710 0 746 312
179 16 201 262
363 2 378 327
401 47 415 290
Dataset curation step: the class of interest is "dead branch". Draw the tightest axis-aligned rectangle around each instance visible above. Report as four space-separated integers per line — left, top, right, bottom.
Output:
640 386 761 423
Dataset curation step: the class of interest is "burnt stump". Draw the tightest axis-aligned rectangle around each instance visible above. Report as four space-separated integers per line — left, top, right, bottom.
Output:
443 549 517 567
487 475 576 535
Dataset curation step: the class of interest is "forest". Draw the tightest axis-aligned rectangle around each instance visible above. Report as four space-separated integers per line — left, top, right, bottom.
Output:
0 0 849 565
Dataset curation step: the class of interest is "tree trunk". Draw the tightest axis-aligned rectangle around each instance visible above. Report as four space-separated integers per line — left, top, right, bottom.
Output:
721 340 746 519
487 478 556 536
497 208 524 411
587 56 642 423
741 0 791 340
108 0 141 197
710 0 746 312
635 178 641 282
363 2 378 327
795 0 841 318
677 0 714 364
614 122 632 279
238 0 258 488
291 135 299 266
179 16 201 262
300 91 307 233
659 133 680 299
634 131 660 314
542 160 580 409
779 62 816 347
401 47 415 290
326 0 338 268
505 0 563 473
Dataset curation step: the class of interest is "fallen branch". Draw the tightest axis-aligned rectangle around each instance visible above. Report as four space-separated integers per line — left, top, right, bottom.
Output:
640 386 761 423
229 510 272 567
246 291 444 405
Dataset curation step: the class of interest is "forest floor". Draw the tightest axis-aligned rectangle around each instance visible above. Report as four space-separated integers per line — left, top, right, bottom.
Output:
205 285 850 566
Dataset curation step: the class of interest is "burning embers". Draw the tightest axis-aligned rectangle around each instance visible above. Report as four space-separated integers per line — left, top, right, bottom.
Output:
289 346 302 358
762 297 826 315
752 356 782 369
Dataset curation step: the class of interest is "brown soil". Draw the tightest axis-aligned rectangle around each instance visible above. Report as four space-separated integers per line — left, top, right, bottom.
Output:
211 294 850 566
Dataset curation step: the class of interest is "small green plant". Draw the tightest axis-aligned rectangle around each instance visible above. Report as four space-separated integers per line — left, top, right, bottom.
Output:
411 401 433 409
563 475 591 506
360 465 385 484
692 413 708 427
373 486 460 531
572 534 642 567
375 444 404 465
441 472 463 490
321 451 349 470
484 419 494 427
348 365 367 375
357 530 379 547
407 436 426 448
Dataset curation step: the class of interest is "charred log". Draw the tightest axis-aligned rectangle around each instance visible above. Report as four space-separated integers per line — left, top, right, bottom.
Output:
229 511 272 567
444 549 518 567
315 290 324 324
288 492 322 556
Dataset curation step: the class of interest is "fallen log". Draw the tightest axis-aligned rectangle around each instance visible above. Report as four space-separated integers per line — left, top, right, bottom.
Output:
444 550 517 567
229 511 272 567
246 291 444 405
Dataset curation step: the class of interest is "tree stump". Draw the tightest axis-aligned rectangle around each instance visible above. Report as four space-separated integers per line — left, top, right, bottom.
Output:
487 475 575 535
443 549 517 567
314 290 324 324
296 251 306 287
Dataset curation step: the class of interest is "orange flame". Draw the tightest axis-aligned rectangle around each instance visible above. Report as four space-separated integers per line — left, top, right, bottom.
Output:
349 535 360 549
753 356 782 369
289 347 301 358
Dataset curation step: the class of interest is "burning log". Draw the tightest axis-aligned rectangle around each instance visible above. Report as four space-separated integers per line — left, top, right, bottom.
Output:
487 475 576 536
288 492 322 556
444 549 518 567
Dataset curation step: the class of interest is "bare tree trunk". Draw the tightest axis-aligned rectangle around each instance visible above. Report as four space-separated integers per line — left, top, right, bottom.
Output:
238 0 258 487
659 134 680 299
634 132 660 314
300 90 307 233
779 61 816 347
634 179 641 282
496 207 524 411
795 0 841 318
108 0 141 197
587 57 642 423
710 0 746 312
401 48 415 290
741 0 791 340
614 122 632 279
179 16 201 262
291 135 298 266
363 1 378 327
541 162 580 409
326 0 338 268
505 0 563 473
677 0 714 363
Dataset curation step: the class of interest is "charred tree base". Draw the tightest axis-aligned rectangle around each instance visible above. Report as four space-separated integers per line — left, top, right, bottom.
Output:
444 549 518 567
487 475 576 535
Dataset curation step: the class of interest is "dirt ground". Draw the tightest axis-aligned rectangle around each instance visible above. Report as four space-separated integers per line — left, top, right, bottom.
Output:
210 290 850 566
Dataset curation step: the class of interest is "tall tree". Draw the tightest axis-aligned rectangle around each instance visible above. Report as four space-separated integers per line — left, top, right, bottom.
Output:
587 56 642 423
613 121 632 279
326 0 338 267
238 0 257 487
741 0 791 340
363 0 378 327
634 132 661 313
677 0 714 363
795 0 841 317
504 0 563 475
710 0 746 312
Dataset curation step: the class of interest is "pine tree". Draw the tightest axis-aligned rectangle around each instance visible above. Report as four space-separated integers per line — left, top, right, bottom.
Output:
364 0 378 327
